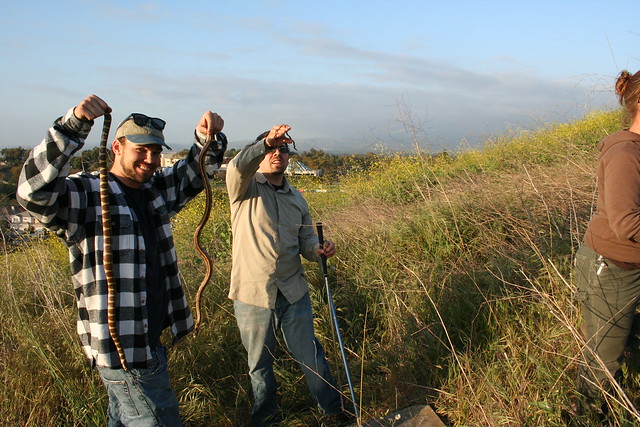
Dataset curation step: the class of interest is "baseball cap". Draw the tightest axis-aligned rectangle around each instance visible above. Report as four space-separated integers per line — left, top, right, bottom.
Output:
115 113 172 150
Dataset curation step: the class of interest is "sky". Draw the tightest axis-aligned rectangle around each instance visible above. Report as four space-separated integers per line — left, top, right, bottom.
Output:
1 0 638 154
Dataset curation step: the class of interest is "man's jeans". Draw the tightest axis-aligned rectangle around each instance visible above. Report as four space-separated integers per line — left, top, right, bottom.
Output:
575 244 640 399
234 291 343 426
96 346 182 427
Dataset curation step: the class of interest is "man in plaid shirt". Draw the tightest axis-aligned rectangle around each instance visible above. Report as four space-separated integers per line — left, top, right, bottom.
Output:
17 94 226 426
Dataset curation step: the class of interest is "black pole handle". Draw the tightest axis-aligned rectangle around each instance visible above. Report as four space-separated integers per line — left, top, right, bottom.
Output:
316 222 328 276
316 222 325 245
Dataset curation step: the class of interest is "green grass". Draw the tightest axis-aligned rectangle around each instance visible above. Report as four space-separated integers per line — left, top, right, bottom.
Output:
3 108 638 425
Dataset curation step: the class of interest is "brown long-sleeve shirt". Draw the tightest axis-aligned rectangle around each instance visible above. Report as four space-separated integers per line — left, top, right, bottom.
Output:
585 130 640 264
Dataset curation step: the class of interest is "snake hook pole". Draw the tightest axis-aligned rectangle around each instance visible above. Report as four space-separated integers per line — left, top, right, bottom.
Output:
316 222 359 421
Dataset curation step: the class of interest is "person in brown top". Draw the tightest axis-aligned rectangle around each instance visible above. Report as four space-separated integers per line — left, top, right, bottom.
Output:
574 69 640 417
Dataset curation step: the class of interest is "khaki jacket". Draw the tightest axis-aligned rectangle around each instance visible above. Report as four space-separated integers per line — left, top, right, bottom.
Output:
226 141 320 308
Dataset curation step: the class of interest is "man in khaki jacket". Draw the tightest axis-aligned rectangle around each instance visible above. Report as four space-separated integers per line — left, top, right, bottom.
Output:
226 125 349 426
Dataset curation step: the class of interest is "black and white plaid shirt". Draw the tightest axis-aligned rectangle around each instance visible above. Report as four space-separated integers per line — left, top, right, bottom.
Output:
17 108 204 368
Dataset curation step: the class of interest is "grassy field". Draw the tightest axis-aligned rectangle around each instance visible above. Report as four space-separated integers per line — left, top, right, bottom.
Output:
2 108 638 425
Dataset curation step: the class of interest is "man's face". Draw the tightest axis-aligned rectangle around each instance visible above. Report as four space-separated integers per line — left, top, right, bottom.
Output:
258 147 289 175
111 139 162 188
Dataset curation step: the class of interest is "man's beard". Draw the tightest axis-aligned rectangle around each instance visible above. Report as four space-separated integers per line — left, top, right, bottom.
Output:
119 157 156 184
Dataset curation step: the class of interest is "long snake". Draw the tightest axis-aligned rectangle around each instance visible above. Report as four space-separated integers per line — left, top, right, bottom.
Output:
192 134 216 335
99 118 214 372
98 113 128 370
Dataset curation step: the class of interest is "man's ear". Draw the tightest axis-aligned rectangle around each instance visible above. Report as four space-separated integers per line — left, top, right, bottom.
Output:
112 139 123 156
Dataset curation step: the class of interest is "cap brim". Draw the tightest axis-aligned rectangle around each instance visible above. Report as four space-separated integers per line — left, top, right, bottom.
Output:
126 134 172 150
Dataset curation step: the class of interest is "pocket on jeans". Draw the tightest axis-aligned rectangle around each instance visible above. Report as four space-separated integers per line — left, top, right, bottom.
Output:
100 376 140 417
574 246 593 301
131 350 164 381
145 348 165 377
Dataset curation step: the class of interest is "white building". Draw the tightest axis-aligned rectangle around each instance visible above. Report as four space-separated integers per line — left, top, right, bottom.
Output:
1 206 45 233
160 152 181 168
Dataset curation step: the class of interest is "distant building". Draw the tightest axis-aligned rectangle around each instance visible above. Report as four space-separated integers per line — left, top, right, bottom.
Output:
160 154 321 179
160 152 181 168
0 205 44 233
285 160 323 177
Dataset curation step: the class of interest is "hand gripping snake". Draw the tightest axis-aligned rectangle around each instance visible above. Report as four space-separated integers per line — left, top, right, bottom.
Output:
98 113 128 370
192 133 217 335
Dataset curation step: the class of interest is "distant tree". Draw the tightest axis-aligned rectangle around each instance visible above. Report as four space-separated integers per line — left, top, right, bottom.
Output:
293 149 380 179
71 147 106 172
297 149 338 176
0 182 16 199
0 198 11 238
339 152 378 175
8 165 22 185
224 148 240 160
0 147 29 166
0 193 11 208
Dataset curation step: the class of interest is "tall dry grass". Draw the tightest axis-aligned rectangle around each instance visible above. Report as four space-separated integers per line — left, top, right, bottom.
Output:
2 108 635 425
0 235 108 425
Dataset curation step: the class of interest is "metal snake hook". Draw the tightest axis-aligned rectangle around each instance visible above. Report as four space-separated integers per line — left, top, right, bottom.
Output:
193 133 217 335
316 222 359 420
99 113 128 370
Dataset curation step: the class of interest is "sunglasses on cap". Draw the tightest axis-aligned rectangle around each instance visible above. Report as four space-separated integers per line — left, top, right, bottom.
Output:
120 113 166 130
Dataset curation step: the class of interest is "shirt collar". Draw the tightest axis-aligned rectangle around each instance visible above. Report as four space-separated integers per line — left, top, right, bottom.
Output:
255 172 291 191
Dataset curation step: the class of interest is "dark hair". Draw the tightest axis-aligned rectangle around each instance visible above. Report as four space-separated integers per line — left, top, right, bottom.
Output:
615 70 640 124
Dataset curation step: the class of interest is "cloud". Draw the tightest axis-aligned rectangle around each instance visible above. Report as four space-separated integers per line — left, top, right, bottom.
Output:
0 31 615 154
3 64 612 154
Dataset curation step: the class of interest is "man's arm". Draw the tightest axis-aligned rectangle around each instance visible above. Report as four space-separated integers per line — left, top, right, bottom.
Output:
225 140 269 203
226 125 293 203
17 95 110 229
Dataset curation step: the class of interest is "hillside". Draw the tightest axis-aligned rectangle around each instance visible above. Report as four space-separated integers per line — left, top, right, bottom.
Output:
0 109 633 426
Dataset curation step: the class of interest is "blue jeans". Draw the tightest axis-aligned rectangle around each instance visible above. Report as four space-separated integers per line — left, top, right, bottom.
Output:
234 291 343 426
96 346 182 427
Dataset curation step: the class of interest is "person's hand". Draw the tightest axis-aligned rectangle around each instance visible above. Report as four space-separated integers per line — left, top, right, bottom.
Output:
197 111 224 137
73 94 111 121
317 240 336 259
264 124 292 148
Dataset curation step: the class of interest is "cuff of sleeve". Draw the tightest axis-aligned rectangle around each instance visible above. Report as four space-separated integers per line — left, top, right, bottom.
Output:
193 129 205 150
56 107 94 137
195 129 208 142
194 129 219 149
